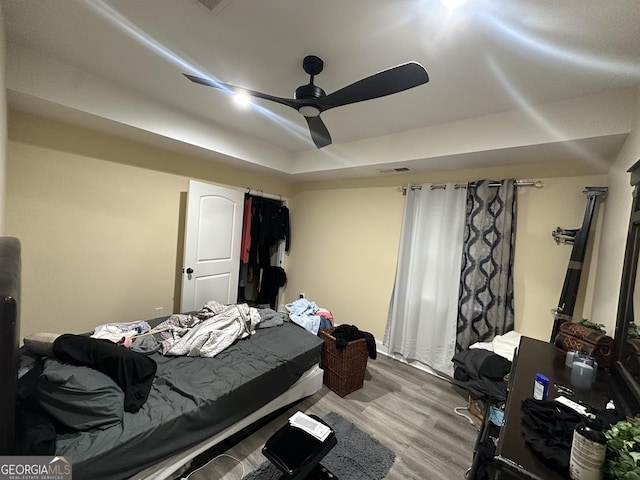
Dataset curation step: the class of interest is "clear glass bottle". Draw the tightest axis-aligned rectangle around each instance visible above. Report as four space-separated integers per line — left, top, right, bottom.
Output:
569 416 606 480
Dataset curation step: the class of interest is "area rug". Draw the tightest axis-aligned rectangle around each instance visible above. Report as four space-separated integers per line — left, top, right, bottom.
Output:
243 411 396 480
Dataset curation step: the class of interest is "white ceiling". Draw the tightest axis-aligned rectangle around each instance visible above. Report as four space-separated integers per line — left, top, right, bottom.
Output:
3 0 640 181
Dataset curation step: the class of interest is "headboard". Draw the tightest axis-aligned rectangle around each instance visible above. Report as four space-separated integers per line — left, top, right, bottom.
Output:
0 237 20 454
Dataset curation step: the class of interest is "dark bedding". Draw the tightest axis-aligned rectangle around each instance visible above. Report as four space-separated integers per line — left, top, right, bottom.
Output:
18 321 322 480
52 333 158 413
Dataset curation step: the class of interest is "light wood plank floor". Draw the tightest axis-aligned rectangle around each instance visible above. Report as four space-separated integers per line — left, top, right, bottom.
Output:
186 354 478 480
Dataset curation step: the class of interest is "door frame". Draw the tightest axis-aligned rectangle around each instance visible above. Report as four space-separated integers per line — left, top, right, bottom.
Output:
175 184 288 312
244 189 288 309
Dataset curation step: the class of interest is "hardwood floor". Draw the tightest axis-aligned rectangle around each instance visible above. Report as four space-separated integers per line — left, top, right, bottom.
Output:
186 354 478 480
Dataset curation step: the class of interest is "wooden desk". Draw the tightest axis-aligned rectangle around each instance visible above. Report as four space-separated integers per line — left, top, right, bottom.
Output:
493 336 611 479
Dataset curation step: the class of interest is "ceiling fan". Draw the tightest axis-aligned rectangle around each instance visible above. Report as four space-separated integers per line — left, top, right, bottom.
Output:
183 55 429 149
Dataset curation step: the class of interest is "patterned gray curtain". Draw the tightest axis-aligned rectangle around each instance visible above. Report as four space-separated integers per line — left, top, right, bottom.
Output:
456 179 517 353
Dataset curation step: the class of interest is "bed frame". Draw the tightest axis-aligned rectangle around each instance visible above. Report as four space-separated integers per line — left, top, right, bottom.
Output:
0 237 20 455
0 236 323 479
131 364 323 479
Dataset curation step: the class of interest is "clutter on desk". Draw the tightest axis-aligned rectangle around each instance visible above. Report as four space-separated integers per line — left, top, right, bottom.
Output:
564 351 598 390
554 321 612 367
533 373 549 400
569 416 606 480
521 397 625 478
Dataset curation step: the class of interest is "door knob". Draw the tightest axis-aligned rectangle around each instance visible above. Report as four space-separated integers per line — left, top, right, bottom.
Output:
186 267 194 274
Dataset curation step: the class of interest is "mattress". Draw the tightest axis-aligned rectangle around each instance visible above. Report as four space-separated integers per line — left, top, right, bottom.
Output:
49 321 322 480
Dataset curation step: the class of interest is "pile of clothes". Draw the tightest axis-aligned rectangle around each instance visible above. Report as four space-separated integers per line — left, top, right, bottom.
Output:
285 298 334 334
452 331 522 404
284 299 376 359
452 348 511 403
330 324 377 359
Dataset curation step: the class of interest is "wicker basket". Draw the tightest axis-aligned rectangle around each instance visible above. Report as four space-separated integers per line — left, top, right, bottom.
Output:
319 328 369 397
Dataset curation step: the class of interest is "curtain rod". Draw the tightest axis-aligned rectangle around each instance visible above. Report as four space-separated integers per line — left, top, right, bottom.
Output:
246 188 284 202
401 179 544 195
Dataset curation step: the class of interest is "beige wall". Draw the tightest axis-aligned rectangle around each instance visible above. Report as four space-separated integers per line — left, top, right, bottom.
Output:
285 186 405 338
285 174 607 342
513 176 607 340
6 100 639 344
5 110 293 337
591 85 640 332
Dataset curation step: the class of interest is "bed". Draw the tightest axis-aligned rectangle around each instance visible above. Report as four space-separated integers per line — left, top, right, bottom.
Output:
0 237 324 480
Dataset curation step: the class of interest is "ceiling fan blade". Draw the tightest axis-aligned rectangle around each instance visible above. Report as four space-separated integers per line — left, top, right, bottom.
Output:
304 115 332 149
183 73 301 110
317 62 429 111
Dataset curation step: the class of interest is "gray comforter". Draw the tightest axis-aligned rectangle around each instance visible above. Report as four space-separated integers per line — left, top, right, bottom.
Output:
54 321 323 480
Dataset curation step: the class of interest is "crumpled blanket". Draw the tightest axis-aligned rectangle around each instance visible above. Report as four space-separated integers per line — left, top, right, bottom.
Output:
130 302 285 356
158 301 261 357
91 320 152 343
256 308 288 329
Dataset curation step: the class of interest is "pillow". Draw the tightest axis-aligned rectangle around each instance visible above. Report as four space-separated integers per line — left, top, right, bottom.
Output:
37 358 124 431
52 334 157 413
23 332 61 357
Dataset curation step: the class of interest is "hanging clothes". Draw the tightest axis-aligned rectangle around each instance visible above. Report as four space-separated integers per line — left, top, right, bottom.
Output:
256 266 287 308
248 197 290 271
264 203 290 252
241 195 290 308
240 196 252 264
248 198 263 270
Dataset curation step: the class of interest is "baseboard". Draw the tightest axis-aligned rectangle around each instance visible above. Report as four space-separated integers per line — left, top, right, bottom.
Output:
330 326 451 383
374 338 450 382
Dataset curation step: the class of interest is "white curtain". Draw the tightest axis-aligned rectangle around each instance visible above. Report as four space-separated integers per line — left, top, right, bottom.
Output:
384 183 466 376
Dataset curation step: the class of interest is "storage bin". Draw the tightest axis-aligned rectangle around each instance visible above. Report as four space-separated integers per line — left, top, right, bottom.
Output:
554 321 612 367
318 328 369 397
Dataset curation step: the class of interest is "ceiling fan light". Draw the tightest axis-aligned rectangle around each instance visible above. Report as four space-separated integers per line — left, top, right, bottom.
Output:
233 90 252 108
298 105 321 117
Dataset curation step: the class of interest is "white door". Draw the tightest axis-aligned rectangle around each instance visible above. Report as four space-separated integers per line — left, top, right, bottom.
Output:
180 180 244 312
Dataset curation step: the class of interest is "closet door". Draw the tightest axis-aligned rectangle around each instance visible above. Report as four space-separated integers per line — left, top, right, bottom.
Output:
181 180 244 311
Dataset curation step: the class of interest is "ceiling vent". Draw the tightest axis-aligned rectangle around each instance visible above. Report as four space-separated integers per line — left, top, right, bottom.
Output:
376 167 412 174
194 0 233 13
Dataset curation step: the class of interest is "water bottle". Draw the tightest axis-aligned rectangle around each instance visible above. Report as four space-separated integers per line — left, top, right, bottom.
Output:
569 416 606 480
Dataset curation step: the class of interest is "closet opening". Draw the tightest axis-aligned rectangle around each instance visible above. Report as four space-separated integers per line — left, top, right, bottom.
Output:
239 192 289 310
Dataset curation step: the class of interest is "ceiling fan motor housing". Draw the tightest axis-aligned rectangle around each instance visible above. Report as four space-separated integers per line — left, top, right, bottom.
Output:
184 53 429 148
295 83 326 100
302 55 324 76
296 54 326 114
295 70 325 116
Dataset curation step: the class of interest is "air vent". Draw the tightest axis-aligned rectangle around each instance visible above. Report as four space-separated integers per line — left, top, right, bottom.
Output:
376 167 412 174
194 0 232 12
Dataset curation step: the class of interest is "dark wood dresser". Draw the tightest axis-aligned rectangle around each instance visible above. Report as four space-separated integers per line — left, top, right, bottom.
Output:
471 336 612 480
